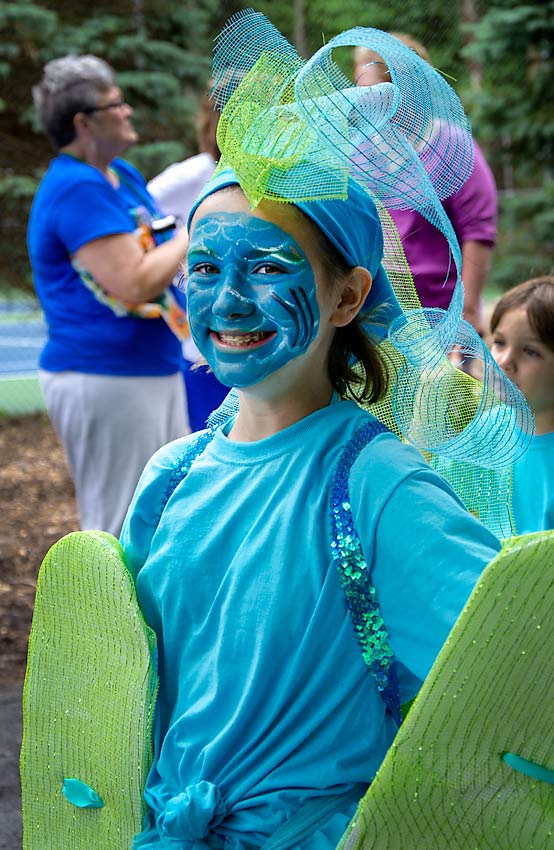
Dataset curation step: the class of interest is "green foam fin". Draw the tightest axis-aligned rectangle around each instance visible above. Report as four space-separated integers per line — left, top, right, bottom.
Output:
20 530 158 850
339 530 554 850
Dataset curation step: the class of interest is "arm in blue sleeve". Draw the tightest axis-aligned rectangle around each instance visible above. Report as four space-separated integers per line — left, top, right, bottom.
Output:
53 178 134 254
120 436 194 579
371 466 500 682
350 435 500 687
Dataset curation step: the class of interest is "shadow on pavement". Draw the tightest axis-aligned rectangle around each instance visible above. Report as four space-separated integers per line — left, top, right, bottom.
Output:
0 682 22 850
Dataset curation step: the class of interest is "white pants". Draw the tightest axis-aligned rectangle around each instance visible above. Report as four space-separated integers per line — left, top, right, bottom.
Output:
39 370 189 537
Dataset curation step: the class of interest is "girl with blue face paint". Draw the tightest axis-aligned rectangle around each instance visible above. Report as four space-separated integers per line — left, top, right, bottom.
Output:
187 209 324 389
185 185 377 437
120 167 501 850
22 16 537 850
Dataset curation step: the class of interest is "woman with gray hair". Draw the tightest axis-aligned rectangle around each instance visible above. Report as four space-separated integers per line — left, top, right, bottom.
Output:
28 54 190 537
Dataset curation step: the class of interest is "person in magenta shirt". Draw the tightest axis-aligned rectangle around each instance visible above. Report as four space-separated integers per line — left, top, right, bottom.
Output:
354 35 497 336
387 139 497 324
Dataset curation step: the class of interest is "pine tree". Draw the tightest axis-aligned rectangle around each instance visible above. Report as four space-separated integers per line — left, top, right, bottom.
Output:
0 0 242 292
464 0 554 286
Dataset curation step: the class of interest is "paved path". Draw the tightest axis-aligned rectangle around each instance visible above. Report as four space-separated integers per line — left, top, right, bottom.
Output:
0 320 45 376
0 682 22 850
0 304 46 414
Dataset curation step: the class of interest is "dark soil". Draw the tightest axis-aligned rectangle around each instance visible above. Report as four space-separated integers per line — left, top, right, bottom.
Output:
0 415 78 849
0 414 79 685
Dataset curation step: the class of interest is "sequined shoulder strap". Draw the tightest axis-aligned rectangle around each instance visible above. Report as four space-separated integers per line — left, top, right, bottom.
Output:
159 428 217 518
161 418 401 726
330 420 402 727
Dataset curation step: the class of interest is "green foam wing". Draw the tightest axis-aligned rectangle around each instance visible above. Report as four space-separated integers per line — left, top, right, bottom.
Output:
339 530 554 850
20 530 158 850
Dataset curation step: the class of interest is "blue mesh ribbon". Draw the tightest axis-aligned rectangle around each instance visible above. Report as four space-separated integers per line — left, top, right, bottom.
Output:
208 10 534 471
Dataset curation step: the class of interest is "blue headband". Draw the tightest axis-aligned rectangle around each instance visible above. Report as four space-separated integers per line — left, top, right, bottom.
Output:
188 166 402 339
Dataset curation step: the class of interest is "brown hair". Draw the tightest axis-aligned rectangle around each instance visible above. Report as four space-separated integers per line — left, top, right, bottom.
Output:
490 276 554 353
309 220 389 404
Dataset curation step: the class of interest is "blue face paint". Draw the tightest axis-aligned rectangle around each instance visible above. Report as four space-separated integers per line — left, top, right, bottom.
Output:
187 212 320 388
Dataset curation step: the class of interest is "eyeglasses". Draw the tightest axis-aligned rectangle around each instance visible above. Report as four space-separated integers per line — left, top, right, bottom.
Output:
81 98 128 115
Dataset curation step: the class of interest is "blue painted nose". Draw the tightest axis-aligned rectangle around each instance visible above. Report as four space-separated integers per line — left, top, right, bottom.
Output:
212 283 256 320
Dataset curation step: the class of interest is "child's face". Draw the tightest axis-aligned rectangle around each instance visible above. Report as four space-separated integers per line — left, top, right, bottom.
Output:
186 189 339 389
491 306 554 424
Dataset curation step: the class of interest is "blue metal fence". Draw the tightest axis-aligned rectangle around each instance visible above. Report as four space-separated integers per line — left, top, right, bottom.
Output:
0 297 46 415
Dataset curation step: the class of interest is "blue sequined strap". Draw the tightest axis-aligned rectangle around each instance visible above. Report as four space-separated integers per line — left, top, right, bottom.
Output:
329 420 402 727
159 428 217 518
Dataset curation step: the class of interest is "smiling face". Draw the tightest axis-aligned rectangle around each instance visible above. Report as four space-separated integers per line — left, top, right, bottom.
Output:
187 190 335 389
491 305 554 433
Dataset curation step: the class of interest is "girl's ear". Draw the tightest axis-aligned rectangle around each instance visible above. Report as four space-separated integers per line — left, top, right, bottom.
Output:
331 266 372 328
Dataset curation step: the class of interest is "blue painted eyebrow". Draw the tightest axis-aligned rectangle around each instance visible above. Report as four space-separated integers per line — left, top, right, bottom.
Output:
188 246 305 269
187 246 219 259
246 246 304 263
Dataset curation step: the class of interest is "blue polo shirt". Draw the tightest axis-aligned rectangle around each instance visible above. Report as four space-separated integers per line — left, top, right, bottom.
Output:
28 154 182 376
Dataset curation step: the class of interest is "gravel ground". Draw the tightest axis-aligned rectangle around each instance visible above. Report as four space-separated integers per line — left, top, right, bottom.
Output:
0 684 23 849
0 414 78 850
0 309 499 848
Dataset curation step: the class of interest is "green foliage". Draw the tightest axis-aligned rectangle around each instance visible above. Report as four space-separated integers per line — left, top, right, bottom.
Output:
0 1 57 40
125 141 187 182
462 0 554 290
247 0 466 91
0 174 39 198
114 36 201 76
44 13 123 57
0 172 42 292
0 0 551 297
490 183 554 290
463 0 554 173
198 1 454 93
318 0 463 69
0 0 236 294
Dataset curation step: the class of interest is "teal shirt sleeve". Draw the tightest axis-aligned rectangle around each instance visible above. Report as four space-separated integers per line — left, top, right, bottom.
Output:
512 433 554 533
120 434 198 579
350 434 501 685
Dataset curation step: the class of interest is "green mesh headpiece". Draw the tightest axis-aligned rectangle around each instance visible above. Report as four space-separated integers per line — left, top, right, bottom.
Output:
338 530 554 849
20 531 158 850
203 10 534 536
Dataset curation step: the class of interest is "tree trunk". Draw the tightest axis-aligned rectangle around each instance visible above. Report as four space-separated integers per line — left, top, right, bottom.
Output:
132 0 144 36
293 0 307 58
460 0 482 91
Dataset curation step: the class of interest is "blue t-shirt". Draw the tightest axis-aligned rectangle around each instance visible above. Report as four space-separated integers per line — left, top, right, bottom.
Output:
513 432 554 533
27 154 182 375
121 399 500 850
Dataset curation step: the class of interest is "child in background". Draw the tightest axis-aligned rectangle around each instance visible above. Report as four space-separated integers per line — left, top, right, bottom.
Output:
490 276 554 532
